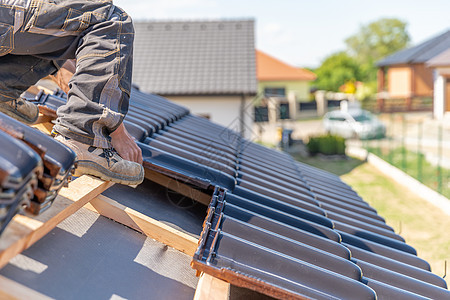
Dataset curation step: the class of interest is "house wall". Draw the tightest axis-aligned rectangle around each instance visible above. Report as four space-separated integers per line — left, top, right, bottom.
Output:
433 67 450 119
433 74 445 119
258 80 311 101
446 78 450 113
412 64 434 97
387 66 411 98
166 95 255 139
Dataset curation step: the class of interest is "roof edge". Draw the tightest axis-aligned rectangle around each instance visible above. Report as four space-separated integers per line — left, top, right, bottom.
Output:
153 92 258 97
256 49 317 81
258 77 316 82
377 29 450 67
134 18 255 23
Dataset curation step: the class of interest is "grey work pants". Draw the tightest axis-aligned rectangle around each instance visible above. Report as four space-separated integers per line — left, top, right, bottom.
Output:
0 0 134 148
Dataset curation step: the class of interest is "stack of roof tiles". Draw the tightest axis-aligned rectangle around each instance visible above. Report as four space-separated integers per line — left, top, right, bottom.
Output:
0 113 76 234
36 90 450 299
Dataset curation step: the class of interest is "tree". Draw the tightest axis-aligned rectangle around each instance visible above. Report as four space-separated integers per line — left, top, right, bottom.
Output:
345 18 410 64
313 52 361 92
313 18 410 94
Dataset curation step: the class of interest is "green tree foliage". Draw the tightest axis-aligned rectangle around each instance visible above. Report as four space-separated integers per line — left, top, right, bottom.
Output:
314 52 361 91
345 18 410 63
346 18 410 85
313 18 410 93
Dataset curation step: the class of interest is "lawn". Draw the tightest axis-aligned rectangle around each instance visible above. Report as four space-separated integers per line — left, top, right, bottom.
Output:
295 155 450 286
366 146 450 199
293 154 364 176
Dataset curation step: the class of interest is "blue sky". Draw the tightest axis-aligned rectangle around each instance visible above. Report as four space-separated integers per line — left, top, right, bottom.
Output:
114 0 450 68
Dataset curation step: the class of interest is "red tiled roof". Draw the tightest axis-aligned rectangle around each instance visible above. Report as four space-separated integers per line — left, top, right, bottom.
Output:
256 50 316 81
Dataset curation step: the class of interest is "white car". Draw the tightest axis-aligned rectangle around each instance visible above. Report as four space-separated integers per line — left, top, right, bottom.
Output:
323 109 386 139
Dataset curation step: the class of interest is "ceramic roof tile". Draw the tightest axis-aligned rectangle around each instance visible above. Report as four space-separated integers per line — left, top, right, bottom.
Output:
256 50 317 81
0 112 76 233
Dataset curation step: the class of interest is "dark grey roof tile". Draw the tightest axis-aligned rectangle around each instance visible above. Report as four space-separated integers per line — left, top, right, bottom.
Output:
132 19 257 95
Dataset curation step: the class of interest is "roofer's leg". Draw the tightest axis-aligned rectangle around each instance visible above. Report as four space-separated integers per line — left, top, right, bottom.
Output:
0 54 59 124
0 1 142 185
49 4 143 185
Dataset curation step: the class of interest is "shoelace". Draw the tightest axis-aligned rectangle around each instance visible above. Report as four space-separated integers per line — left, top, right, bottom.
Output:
11 99 18 109
103 148 116 167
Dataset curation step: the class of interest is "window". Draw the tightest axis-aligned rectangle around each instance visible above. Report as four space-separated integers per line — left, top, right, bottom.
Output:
254 106 269 122
264 87 286 97
353 114 372 122
329 116 346 122
279 103 290 120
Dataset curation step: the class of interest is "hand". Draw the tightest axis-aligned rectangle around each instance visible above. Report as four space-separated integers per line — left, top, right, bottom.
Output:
110 122 143 165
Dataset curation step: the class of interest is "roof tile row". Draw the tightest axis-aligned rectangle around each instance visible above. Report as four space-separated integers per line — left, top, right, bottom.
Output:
36 89 450 299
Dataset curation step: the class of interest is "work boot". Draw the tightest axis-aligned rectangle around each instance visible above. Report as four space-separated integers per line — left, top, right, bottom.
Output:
54 135 144 185
0 98 39 124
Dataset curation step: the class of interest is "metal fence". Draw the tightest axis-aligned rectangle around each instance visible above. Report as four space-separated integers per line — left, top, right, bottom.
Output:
362 113 450 199
362 97 433 113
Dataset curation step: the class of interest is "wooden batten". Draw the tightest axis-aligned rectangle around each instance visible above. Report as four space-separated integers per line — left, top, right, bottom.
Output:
194 273 230 300
31 115 54 135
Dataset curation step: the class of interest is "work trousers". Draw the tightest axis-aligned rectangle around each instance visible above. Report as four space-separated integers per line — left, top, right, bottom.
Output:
0 0 134 148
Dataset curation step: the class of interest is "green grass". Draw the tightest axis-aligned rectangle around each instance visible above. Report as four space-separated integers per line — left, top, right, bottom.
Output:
296 116 322 121
367 146 450 199
341 164 450 286
293 154 450 286
255 140 277 148
293 154 363 176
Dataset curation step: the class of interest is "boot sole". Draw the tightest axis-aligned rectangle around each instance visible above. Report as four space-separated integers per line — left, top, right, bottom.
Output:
74 161 144 185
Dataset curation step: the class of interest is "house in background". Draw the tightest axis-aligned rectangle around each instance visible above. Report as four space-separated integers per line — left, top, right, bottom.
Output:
376 29 450 116
132 19 257 138
427 48 450 119
255 50 316 123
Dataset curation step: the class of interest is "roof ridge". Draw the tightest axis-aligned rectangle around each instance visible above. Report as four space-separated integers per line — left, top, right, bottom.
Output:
377 28 450 66
135 18 255 24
